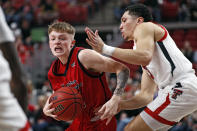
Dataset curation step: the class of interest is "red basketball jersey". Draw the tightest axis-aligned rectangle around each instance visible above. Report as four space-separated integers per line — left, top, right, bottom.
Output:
48 46 116 131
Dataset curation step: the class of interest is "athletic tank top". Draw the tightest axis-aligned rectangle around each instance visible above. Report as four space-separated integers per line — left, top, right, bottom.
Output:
48 46 112 121
133 24 195 89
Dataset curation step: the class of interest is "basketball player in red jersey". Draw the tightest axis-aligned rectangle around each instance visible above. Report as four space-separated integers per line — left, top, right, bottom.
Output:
85 3 197 131
43 21 130 131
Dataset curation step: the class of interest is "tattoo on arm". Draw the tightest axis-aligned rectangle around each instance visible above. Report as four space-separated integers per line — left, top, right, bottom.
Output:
114 68 130 96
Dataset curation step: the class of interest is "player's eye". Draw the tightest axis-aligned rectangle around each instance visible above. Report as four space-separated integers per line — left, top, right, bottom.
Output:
122 18 126 23
59 38 65 40
51 38 55 41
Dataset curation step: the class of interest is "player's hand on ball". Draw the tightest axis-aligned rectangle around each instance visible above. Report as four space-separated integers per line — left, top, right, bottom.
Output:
43 99 57 119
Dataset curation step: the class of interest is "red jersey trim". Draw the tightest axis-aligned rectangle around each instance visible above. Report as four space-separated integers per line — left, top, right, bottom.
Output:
154 94 170 114
158 25 168 42
19 121 31 131
144 94 177 126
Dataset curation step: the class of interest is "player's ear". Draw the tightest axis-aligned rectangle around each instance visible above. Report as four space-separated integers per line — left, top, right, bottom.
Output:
137 17 144 24
71 40 76 48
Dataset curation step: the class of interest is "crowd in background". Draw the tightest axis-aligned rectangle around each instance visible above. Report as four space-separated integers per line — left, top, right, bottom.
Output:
1 0 197 130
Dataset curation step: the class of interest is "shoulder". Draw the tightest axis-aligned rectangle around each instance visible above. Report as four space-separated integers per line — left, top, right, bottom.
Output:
78 49 99 63
135 22 155 34
134 22 155 39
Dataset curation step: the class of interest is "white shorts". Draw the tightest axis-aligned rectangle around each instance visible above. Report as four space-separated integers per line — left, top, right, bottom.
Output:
140 75 197 131
0 53 27 131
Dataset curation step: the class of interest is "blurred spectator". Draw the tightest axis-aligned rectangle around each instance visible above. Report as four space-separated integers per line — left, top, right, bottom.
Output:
189 0 197 21
144 0 161 22
2 0 19 24
109 76 117 92
117 112 134 131
178 0 190 21
114 0 131 21
181 41 194 62
37 0 58 25
10 22 22 37
193 51 197 63
20 2 34 23
169 116 193 131
20 19 31 43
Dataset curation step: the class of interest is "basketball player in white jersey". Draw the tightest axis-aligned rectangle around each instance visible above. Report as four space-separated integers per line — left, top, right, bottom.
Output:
85 3 197 131
0 6 30 131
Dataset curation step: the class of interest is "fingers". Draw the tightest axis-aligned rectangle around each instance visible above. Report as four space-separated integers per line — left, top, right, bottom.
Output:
95 30 99 36
85 27 96 37
90 115 100 122
86 38 96 47
94 106 102 113
98 104 115 121
86 31 97 44
98 106 112 120
85 27 98 43
97 105 105 116
106 117 112 125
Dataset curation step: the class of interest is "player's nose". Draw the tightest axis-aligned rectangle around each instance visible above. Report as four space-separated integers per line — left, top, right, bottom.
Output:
119 24 123 31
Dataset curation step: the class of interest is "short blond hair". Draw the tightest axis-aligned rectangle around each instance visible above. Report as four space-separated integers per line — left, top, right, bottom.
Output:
48 21 75 35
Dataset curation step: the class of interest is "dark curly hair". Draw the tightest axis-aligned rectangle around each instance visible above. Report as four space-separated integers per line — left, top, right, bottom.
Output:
124 4 153 22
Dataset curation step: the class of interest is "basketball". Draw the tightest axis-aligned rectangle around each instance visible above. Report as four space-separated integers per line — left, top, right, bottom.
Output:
49 87 83 121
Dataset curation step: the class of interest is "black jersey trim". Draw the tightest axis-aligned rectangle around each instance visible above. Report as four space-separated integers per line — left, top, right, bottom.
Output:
99 77 107 101
52 46 75 76
77 49 104 78
158 42 176 76
49 80 53 90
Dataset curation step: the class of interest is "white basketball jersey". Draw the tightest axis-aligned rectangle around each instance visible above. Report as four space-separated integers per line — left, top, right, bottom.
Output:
134 25 195 89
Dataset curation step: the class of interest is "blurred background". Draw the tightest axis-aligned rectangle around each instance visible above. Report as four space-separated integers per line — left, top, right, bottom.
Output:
1 0 197 130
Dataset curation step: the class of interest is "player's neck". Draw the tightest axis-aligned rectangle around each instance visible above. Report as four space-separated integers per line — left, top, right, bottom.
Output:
58 55 68 65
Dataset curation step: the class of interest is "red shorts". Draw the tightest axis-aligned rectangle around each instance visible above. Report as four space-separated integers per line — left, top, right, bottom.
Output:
66 117 117 131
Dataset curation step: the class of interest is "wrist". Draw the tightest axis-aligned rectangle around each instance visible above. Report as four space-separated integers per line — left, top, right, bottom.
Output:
111 95 121 101
102 44 115 56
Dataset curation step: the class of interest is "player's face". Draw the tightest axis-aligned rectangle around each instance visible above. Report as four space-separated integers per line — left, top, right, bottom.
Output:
120 11 138 41
49 31 74 58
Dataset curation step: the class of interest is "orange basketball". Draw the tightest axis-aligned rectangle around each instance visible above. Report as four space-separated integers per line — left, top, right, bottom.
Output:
49 87 83 121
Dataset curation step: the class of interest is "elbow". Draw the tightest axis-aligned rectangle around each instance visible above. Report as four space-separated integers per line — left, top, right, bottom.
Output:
141 53 152 66
144 93 154 105
140 91 154 105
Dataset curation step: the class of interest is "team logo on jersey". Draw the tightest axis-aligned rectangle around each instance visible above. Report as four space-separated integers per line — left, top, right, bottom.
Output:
71 62 75 67
61 80 83 92
171 82 183 100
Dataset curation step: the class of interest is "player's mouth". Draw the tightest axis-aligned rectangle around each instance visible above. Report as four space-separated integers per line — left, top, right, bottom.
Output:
54 47 63 53
121 32 124 38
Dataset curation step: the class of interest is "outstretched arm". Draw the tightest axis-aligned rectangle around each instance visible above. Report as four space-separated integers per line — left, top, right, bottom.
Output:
85 24 155 66
78 49 130 124
119 69 157 110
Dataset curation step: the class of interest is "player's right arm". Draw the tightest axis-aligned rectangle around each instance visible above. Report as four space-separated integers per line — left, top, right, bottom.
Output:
119 68 157 110
85 24 155 66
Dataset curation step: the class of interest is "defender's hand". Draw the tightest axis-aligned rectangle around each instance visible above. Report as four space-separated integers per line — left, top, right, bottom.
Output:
85 27 105 53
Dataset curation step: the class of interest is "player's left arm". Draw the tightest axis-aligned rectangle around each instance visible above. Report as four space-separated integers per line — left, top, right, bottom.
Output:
0 7 28 112
78 49 130 123
0 42 28 112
